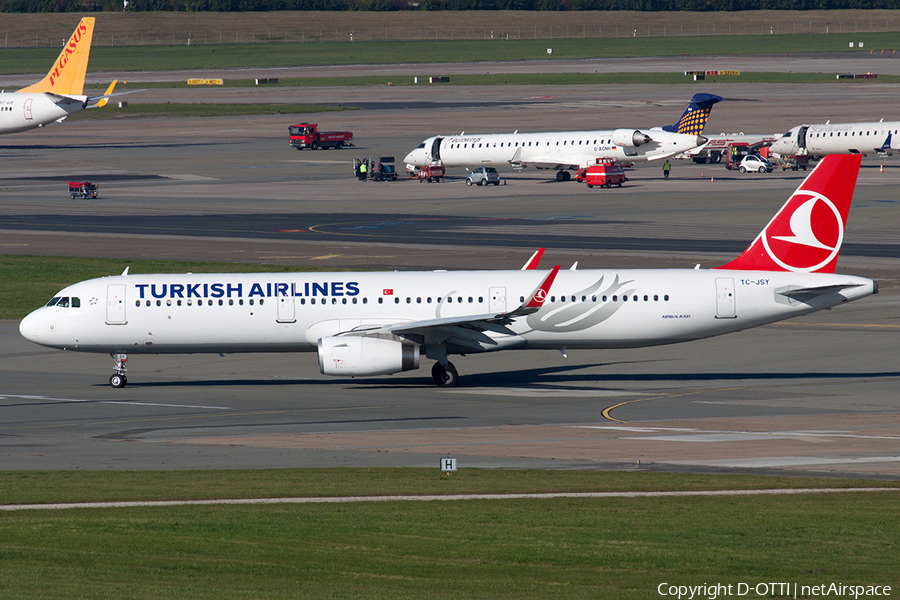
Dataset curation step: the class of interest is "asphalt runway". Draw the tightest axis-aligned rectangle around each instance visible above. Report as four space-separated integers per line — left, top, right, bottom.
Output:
2 66 900 477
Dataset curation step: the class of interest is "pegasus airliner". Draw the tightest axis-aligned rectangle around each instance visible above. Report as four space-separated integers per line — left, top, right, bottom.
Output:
0 18 119 136
402 93 722 180
19 155 876 388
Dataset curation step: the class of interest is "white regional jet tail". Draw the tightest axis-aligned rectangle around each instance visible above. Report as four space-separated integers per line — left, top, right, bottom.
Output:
19 155 876 388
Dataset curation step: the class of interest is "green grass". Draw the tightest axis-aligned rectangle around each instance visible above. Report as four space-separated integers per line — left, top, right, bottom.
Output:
94 72 900 90
0 255 332 320
4 33 900 74
68 102 357 120
0 470 898 599
3 469 897 505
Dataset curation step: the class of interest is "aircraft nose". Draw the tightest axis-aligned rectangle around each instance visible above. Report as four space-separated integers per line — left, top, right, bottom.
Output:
19 310 41 342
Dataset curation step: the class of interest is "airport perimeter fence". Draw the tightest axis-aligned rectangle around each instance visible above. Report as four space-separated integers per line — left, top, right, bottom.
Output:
3 14 900 48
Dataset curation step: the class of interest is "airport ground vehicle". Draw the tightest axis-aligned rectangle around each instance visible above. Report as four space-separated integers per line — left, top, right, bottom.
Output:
738 155 774 173
577 162 627 188
68 181 98 199
417 164 445 182
289 123 353 150
373 157 398 181
354 157 398 181
724 143 753 170
466 167 500 186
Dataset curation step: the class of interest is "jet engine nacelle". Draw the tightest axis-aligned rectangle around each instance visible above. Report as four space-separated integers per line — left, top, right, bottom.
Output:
318 336 420 377
612 129 652 148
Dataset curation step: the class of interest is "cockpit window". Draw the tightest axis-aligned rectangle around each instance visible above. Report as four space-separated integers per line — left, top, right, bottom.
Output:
416 142 425 149
782 131 791 137
45 296 80 308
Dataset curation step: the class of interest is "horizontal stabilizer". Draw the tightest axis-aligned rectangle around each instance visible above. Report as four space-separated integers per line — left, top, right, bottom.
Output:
776 283 864 300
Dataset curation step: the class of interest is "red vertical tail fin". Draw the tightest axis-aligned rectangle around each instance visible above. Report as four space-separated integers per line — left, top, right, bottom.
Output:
716 154 861 273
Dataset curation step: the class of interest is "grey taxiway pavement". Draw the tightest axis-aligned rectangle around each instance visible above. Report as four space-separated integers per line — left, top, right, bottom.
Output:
2 71 899 476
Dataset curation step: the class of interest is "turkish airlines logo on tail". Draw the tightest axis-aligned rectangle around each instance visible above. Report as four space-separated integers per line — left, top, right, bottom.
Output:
761 190 843 272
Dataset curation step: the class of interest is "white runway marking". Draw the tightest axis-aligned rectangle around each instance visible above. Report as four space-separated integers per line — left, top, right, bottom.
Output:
3 487 897 512
672 457 900 469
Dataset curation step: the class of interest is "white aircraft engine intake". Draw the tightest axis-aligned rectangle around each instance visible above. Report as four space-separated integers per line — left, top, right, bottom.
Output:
612 129 652 148
318 336 420 377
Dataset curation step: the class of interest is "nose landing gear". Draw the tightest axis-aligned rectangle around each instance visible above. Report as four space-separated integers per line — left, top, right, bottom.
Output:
109 353 128 388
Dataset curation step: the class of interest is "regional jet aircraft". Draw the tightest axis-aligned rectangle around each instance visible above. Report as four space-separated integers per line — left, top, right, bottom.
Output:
402 93 722 180
0 18 119 136
19 155 875 388
771 121 900 159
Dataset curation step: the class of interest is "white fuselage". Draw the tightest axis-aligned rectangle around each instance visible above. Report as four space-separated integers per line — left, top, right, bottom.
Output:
771 122 900 157
403 129 706 171
0 92 86 134
19 269 875 357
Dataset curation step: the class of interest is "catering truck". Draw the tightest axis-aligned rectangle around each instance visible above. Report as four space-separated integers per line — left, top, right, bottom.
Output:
289 123 353 150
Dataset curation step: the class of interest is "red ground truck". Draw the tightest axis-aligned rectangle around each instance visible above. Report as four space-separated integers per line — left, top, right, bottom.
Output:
576 162 627 188
289 123 353 150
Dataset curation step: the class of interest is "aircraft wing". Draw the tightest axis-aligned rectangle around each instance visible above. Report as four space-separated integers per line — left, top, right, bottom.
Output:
86 80 144 108
328 266 560 351
373 266 560 349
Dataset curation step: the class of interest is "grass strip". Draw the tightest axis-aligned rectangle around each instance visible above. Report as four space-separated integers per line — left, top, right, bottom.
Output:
93 71 900 89
0 470 897 599
5 33 900 74
0 255 330 320
68 103 357 120
2 469 897 505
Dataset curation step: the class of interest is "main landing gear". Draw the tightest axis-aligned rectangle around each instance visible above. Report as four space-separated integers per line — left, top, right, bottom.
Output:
555 171 572 182
431 361 459 387
109 353 128 388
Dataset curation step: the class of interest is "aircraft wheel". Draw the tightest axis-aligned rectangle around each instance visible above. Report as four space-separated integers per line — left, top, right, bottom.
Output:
110 374 127 388
556 171 566 182
436 362 459 387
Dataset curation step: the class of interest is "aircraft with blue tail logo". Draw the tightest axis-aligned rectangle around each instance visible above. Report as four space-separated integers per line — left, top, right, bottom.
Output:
402 93 722 181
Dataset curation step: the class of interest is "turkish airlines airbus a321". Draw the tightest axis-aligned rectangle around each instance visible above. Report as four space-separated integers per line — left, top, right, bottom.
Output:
19 155 876 388
0 17 120 136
